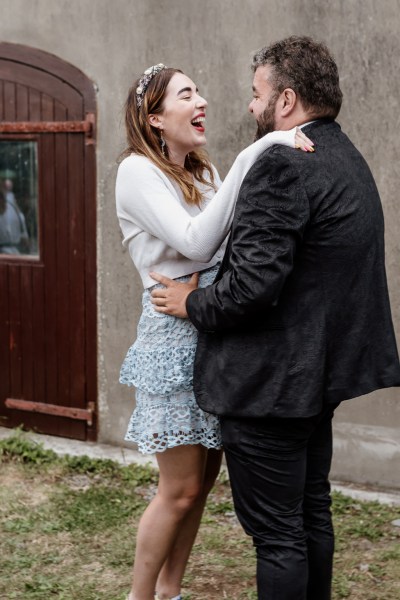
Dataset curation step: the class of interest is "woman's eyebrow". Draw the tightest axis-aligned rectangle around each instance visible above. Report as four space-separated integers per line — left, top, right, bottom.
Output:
177 86 198 95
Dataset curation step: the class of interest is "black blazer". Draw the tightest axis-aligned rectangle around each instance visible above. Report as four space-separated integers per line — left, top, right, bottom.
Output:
187 120 400 418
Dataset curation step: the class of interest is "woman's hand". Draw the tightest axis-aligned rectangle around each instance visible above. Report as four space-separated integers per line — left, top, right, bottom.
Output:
295 127 314 152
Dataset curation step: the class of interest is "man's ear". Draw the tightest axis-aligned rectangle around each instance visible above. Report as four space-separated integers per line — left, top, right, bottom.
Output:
280 88 297 117
148 114 163 129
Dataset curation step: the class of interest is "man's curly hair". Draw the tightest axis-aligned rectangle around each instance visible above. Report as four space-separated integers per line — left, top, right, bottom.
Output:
252 36 343 119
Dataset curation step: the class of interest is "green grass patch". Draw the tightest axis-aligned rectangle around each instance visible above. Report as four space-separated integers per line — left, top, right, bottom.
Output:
50 484 145 533
1 432 399 599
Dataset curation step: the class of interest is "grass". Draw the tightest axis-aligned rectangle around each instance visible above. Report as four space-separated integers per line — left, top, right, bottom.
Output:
0 431 399 599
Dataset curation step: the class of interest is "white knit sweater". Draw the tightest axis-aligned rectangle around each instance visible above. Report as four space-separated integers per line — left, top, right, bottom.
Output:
116 128 297 288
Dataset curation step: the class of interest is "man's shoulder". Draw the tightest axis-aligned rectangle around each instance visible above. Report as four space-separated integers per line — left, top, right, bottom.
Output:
302 118 341 138
244 143 302 186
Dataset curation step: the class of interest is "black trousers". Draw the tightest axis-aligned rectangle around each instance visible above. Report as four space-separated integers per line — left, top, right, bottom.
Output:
221 403 339 600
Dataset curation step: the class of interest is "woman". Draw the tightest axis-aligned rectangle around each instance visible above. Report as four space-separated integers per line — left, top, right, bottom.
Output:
116 64 312 600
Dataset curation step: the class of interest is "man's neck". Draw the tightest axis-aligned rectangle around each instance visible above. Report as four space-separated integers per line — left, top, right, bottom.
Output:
276 109 318 131
300 120 317 129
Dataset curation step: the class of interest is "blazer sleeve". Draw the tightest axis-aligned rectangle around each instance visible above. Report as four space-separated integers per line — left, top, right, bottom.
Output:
186 148 310 332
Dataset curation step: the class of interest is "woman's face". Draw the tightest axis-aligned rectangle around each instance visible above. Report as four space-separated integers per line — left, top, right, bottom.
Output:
150 72 208 163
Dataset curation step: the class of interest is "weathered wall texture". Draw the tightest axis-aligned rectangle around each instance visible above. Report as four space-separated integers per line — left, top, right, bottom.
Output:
1 0 399 487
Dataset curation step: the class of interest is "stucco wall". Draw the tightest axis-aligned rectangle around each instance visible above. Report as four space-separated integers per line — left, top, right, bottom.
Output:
1 0 399 487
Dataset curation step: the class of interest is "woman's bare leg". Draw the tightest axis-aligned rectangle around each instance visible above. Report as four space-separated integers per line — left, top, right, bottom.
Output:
155 448 223 598
129 443 210 600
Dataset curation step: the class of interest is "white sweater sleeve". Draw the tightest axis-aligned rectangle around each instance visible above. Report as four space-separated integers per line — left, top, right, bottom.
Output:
116 127 298 262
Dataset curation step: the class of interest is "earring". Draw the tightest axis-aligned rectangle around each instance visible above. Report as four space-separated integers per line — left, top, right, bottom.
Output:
160 132 166 156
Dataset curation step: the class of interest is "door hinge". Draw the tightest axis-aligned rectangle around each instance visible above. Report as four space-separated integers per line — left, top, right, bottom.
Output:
0 112 96 145
5 398 95 426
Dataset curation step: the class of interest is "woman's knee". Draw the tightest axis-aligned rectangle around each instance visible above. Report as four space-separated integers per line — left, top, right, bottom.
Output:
158 483 203 515
155 445 221 514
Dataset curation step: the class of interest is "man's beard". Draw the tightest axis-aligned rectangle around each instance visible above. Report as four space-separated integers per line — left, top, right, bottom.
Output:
254 91 279 140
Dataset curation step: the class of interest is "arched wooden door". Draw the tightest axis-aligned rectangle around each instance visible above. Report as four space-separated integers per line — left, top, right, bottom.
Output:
0 43 97 440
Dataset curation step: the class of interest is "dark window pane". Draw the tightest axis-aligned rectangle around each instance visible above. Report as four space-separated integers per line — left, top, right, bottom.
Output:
0 140 39 257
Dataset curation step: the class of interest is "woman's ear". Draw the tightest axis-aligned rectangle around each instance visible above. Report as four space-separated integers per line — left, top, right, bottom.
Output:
148 114 163 129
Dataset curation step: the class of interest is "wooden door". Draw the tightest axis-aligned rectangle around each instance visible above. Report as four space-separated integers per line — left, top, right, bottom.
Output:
0 43 97 440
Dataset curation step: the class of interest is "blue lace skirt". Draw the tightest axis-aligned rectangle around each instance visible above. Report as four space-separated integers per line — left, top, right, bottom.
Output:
120 265 222 454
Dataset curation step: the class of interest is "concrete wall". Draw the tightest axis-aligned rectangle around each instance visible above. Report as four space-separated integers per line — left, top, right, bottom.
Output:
1 0 399 487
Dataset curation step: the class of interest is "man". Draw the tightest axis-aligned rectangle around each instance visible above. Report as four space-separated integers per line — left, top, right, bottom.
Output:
0 179 30 255
0 186 29 255
150 36 400 599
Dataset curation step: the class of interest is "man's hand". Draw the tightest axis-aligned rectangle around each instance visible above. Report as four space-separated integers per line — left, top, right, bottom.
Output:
150 272 199 318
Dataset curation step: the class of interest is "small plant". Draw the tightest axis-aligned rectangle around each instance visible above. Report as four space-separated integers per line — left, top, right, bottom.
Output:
63 453 122 476
0 431 158 485
207 500 235 515
0 429 57 464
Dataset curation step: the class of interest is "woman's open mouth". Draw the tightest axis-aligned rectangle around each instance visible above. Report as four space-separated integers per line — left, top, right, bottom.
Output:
191 116 205 132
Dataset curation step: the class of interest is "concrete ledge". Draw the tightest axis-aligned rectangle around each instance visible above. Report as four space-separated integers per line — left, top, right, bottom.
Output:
332 482 400 506
332 422 400 490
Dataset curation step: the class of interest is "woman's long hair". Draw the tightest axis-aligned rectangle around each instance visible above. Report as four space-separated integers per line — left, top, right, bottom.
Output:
122 67 216 206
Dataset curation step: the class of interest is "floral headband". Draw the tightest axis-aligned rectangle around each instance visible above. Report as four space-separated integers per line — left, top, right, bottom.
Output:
136 63 166 109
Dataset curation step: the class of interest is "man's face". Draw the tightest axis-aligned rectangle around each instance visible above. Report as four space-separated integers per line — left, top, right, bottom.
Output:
248 65 280 139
